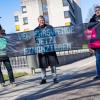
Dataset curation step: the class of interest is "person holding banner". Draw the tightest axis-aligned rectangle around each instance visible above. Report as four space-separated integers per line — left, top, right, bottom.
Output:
89 6 100 80
0 26 16 87
34 16 59 84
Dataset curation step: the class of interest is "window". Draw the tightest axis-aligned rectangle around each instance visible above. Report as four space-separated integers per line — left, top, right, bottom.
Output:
14 16 19 22
22 6 27 13
23 17 28 25
64 11 70 18
42 1 48 12
64 11 76 24
62 0 69 6
16 25 20 31
41 0 49 23
44 15 49 24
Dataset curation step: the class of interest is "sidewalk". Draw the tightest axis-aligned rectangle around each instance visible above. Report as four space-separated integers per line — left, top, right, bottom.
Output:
0 56 100 100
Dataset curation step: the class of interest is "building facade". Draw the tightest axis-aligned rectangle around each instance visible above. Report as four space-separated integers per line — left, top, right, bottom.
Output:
14 0 82 32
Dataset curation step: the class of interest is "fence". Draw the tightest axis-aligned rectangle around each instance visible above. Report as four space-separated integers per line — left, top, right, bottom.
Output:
1 49 90 70
1 56 28 70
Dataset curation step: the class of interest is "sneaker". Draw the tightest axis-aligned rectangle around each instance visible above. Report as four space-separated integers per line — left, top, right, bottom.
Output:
10 83 16 87
93 76 100 80
40 79 46 85
53 78 59 84
0 83 5 88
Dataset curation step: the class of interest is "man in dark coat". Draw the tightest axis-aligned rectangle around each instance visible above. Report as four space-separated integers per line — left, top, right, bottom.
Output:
89 6 100 80
34 16 59 84
90 6 100 23
0 26 16 87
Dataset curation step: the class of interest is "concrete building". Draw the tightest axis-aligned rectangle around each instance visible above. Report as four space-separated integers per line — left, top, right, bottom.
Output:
13 0 83 72
14 0 82 32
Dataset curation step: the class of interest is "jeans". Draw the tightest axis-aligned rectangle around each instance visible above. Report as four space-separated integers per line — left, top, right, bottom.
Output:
0 57 15 83
41 66 57 80
95 49 100 76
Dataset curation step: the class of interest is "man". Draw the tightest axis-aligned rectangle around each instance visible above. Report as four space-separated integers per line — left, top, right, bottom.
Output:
90 6 100 22
34 16 59 84
0 25 16 87
89 6 100 80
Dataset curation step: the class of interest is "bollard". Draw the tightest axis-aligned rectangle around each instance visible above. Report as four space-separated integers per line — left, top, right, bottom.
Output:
27 55 38 75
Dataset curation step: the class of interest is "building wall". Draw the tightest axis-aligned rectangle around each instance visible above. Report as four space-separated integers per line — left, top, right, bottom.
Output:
26 0 42 29
15 0 41 32
14 0 82 32
47 0 71 27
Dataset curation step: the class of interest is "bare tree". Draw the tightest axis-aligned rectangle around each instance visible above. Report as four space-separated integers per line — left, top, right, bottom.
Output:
85 4 97 22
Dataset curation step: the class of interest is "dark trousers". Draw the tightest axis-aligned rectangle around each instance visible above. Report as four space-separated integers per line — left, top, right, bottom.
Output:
0 57 15 83
95 49 100 76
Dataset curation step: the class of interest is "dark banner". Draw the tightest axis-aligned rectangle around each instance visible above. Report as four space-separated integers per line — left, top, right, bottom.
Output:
1 23 99 57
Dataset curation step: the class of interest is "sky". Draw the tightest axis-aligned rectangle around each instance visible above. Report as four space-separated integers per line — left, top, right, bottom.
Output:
0 0 20 34
80 0 100 22
0 0 100 34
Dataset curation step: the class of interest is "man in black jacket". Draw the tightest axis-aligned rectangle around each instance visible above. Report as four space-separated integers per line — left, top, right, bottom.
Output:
0 26 16 87
90 6 100 22
89 6 100 80
34 16 59 84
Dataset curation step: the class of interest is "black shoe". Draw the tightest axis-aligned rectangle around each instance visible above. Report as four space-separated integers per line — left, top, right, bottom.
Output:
40 79 46 85
93 76 100 80
53 78 59 84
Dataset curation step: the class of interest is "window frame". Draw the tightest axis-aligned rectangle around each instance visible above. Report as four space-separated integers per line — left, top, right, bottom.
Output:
14 16 19 22
64 11 70 18
22 6 27 13
23 17 28 25
62 0 69 6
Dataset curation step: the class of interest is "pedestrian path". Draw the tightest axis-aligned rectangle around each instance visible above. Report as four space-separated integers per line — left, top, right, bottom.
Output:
0 56 100 100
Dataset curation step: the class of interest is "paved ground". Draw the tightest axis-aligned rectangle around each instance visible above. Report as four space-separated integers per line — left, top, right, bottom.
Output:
0 56 100 100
